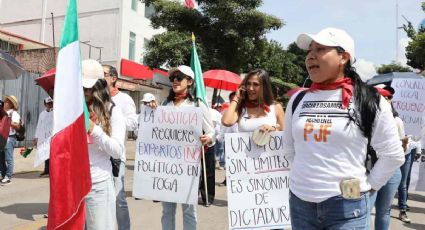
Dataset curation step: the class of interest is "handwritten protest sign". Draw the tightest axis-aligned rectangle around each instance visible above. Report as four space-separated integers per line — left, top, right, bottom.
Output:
225 132 291 230
133 106 203 204
391 79 425 137
34 111 53 167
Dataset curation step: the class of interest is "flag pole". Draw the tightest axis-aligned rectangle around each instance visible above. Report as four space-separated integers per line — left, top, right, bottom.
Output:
192 32 209 206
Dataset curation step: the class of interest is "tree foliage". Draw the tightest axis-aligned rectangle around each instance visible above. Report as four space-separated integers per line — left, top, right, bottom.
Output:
403 1 425 70
376 61 412 74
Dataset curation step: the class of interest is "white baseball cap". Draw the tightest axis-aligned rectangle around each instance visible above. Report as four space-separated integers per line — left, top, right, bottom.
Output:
44 96 53 103
141 93 156 102
82 59 104 88
168 65 194 79
296 27 356 64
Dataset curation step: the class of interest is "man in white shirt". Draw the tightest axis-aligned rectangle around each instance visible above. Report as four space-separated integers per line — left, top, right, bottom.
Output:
102 65 137 230
0 95 21 185
33 97 54 177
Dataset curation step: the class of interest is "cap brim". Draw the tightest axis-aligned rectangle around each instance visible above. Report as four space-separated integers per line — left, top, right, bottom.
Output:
82 78 98 88
168 67 179 77
297 33 340 50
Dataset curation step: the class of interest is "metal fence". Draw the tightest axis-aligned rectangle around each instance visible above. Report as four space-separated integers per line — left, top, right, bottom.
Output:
1 71 48 147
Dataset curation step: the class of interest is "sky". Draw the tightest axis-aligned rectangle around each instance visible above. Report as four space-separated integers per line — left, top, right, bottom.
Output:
260 0 425 80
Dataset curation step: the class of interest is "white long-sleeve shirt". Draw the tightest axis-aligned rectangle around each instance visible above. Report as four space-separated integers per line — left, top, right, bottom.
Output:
88 105 126 183
112 91 138 161
283 89 405 203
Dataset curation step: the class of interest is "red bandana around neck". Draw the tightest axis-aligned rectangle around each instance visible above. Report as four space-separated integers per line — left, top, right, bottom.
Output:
309 77 353 109
174 92 188 101
245 101 271 113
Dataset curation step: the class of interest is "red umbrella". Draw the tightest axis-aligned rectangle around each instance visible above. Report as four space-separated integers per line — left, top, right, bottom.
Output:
35 68 55 95
285 87 308 97
203 70 241 91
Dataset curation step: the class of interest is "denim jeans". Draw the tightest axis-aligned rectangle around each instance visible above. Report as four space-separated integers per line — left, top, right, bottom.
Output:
85 178 116 230
398 153 412 210
113 161 130 230
370 169 401 230
289 191 370 230
0 136 16 178
161 202 197 230
215 141 225 167
43 159 50 174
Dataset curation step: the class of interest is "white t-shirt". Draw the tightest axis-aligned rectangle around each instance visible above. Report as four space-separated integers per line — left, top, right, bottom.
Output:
112 91 138 161
7 109 20 135
238 104 276 132
88 105 126 183
283 89 405 203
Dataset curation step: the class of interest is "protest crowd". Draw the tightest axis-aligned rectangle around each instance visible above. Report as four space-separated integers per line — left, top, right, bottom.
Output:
0 1 424 230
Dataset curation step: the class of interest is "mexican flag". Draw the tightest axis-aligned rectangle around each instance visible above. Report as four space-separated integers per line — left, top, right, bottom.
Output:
47 0 91 229
190 33 208 107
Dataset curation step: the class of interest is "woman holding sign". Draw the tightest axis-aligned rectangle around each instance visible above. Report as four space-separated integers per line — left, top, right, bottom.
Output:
82 59 126 230
283 28 405 229
157 65 215 230
221 68 285 134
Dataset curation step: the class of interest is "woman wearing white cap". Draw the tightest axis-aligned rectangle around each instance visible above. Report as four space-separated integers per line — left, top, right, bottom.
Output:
282 28 405 229
0 95 20 185
154 65 215 230
82 59 126 230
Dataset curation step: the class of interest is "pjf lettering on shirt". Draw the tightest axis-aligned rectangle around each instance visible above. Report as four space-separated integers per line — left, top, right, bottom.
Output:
304 122 332 142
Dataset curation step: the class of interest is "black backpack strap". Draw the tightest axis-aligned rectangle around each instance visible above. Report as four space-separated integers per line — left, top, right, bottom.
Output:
291 90 307 116
109 102 115 116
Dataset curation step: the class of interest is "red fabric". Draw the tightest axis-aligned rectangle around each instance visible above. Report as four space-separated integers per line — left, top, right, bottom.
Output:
203 70 241 91
309 77 353 109
120 59 153 80
48 114 91 230
35 68 56 94
175 92 188 101
0 109 11 149
375 87 392 97
184 0 195 8
245 101 271 113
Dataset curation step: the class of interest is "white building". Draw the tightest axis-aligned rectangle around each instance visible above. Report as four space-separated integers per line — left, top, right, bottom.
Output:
0 0 231 109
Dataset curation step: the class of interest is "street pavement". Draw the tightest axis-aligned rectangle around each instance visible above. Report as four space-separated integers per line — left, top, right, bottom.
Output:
0 140 424 230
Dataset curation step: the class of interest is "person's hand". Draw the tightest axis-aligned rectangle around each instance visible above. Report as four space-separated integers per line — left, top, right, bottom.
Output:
200 135 212 146
259 124 276 133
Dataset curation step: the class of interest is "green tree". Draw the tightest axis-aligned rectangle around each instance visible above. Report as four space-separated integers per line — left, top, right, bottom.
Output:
403 1 425 70
143 0 282 73
376 61 412 74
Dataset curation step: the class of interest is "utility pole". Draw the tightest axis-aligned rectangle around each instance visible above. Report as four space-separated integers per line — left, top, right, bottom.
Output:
40 0 48 43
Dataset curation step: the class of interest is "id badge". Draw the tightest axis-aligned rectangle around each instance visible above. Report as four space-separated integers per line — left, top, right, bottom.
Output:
340 178 361 199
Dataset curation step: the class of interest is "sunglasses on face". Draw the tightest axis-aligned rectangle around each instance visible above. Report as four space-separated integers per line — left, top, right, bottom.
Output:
169 74 189 82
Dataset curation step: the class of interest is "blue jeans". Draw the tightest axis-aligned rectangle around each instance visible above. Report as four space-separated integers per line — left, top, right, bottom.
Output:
0 136 16 178
398 153 412 210
369 169 401 230
85 178 116 230
161 202 197 230
113 161 130 230
215 141 225 167
289 191 370 229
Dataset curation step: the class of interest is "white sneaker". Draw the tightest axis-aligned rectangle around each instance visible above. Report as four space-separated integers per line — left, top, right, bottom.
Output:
1 176 11 185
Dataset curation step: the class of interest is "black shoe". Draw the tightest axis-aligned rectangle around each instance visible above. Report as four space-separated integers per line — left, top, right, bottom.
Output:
399 211 411 223
40 172 49 177
219 180 226 186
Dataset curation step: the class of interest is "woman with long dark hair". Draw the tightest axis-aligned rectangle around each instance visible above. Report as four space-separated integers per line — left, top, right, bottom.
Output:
283 28 405 229
82 59 126 230
221 68 285 133
159 65 215 230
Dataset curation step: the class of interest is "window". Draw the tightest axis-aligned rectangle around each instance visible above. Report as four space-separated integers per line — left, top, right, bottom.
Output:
144 3 155 19
129 32 136 61
131 0 138 11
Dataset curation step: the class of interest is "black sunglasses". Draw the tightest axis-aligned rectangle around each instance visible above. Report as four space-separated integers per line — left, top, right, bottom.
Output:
169 74 189 82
